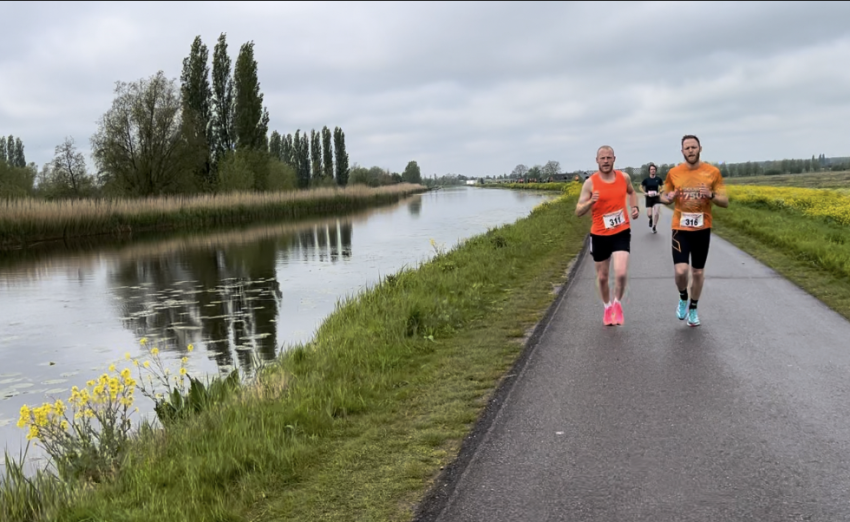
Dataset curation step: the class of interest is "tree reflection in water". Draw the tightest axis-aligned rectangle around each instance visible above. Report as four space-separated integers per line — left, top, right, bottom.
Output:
110 220 353 376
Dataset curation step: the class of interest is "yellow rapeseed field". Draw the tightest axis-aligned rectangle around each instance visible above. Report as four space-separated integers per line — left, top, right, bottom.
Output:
727 185 850 226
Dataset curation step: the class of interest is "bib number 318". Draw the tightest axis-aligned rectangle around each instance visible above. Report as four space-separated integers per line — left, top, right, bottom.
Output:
604 209 625 229
680 212 704 228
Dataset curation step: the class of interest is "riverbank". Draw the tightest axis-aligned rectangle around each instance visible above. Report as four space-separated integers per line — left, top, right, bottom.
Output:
0 184 426 251
3 190 590 521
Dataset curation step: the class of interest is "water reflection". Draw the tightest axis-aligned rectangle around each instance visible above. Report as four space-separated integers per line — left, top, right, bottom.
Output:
408 195 422 217
108 220 353 376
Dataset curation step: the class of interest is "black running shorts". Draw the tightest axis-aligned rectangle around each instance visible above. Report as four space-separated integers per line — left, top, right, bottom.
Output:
645 196 660 208
672 228 711 269
590 228 631 263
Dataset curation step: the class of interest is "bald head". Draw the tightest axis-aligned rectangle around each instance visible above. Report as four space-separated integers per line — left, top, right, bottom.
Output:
597 145 614 157
596 145 615 174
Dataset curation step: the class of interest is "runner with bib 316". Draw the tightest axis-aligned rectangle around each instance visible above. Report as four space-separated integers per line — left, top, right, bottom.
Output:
658 135 728 327
575 145 640 327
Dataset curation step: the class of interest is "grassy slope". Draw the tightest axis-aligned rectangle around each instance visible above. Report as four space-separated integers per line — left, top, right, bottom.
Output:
53 194 589 521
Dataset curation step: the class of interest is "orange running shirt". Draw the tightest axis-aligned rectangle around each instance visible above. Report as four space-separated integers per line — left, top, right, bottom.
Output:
589 170 631 236
663 162 726 231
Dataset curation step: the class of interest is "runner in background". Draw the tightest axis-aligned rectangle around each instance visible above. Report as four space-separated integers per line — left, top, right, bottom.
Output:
640 163 663 233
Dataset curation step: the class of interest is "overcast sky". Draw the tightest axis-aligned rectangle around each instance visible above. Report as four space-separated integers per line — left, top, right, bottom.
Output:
2 1 850 177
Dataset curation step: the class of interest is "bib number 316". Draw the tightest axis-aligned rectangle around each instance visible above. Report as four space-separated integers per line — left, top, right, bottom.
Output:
680 212 704 228
604 209 625 229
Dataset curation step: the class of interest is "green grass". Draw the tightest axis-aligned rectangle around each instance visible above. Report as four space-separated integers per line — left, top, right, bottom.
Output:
712 202 850 321
4 194 589 521
723 170 850 189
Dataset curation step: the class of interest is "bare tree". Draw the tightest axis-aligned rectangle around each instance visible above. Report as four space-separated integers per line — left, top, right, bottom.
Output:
511 164 529 178
542 160 561 177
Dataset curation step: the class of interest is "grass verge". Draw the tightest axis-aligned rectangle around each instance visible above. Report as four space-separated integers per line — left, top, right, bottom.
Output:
0 184 426 251
712 202 850 321
4 193 589 521
723 170 850 189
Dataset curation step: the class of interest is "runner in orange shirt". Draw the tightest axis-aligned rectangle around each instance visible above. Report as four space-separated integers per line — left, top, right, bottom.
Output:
658 135 729 327
575 145 640 326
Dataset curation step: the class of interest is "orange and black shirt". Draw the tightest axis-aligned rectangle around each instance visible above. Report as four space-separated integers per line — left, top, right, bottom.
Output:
589 170 631 236
663 163 726 231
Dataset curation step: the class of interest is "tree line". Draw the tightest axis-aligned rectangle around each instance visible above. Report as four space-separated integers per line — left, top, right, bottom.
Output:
0 33 426 200
627 154 850 179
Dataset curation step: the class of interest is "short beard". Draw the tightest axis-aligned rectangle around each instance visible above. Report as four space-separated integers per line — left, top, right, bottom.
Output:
685 153 700 165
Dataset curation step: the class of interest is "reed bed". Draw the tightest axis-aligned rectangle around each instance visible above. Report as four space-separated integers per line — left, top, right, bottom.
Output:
0 184 426 250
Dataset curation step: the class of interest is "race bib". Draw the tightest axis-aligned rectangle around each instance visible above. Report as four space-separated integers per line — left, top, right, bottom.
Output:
647 191 658 197
680 212 704 228
604 209 626 229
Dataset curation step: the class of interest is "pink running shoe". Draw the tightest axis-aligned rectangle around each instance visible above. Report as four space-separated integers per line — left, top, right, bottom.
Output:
603 305 614 326
611 300 624 326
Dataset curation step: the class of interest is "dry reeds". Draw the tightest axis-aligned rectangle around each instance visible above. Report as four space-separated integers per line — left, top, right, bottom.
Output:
0 184 426 250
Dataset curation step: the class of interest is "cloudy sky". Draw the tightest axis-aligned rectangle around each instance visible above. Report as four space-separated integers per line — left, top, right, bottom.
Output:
2 1 850 177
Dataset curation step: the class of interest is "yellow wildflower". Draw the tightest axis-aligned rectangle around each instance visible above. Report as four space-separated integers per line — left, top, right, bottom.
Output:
187 344 194 352
140 337 148 346
151 348 159 356
124 352 131 360
180 368 187 376
143 361 151 368
181 357 188 365
108 364 116 373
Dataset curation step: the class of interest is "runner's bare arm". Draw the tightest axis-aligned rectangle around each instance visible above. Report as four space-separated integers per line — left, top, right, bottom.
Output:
623 173 640 218
710 181 729 208
575 179 596 217
659 174 676 204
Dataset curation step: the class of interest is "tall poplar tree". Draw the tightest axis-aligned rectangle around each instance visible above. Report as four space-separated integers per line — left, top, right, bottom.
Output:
269 131 282 160
180 35 213 190
310 129 322 182
321 126 333 181
233 41 269 151
211 33 234 163
299 132 311 188
333 127 349 187
14 137 25 167
0 137 6 164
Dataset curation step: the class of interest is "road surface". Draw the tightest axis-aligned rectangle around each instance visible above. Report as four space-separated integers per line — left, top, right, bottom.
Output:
417 205 850 521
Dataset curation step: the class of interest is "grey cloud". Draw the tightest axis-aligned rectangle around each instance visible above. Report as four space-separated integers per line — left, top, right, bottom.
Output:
1 1 849 177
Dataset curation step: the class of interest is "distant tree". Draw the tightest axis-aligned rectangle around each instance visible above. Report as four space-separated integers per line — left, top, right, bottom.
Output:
180 35 214 191
91 71 194 196
233 40 269 154
281 133 293 166
333 127 349 187
321 126 333 182
267 158 297 191
13 137 25 168
511 164 528 178
217 150 254 192
624 167 635 176
294 131 310 189
42 137 94 198
310 129 322 183
211 33 235 165
527 165 542 179
269 131 282 160
0 137 6 164
0 159 35 198
401 160 422 184
5 136 13 165
541 160 560 177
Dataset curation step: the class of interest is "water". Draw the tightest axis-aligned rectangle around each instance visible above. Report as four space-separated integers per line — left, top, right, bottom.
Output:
0 186 554 460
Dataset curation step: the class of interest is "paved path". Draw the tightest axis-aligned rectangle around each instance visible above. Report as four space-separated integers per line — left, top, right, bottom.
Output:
419 206 850 521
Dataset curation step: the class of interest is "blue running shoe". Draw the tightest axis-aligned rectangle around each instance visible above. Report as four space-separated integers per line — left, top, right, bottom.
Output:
677 299 688 320
687 308 701 327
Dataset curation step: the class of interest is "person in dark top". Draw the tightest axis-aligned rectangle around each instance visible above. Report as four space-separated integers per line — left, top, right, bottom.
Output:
640 163 664 233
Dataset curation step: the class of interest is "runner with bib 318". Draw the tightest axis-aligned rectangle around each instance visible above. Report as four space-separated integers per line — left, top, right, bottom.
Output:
575 145 640 326
658 135 728 327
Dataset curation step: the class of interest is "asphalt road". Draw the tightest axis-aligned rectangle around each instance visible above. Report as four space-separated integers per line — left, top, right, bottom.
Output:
420 205 850 521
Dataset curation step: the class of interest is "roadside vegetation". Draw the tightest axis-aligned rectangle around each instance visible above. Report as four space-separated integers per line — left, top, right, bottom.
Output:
712 182 850 321
2 186 588 521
